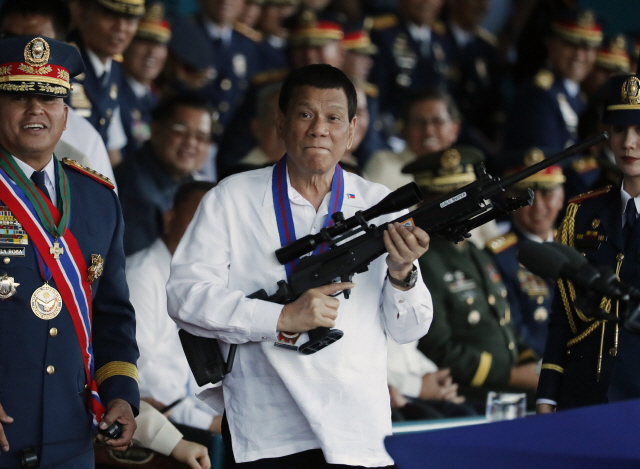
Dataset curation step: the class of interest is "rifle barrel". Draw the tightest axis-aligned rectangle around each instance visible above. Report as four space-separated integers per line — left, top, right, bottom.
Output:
496 132 608 190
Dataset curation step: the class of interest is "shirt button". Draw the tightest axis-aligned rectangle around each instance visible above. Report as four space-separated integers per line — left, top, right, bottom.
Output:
314 224 318 229
99 118 106 126
49 327 58 337
262 336 267 340
46 365 55 375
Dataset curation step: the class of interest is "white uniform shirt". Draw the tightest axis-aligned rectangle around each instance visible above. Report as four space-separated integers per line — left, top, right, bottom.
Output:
167 167 433 466
126 239 217 430
387 339 438 398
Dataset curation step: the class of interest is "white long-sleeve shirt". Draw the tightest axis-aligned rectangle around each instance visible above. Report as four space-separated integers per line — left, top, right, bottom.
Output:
167 166 433 466
126 239 217 430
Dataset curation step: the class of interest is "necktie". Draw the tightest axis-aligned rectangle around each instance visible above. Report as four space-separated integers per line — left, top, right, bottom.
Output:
31 170 51 203
624 198 637 246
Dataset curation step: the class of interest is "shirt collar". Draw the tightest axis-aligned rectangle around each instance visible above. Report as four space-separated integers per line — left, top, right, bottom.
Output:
86 47 112 78
407 22 431 44
125 75 150 99
514 222 554 243
562 78 580 98
204 19 233 45
449 22 473 47
267 35 287 49
620 184 639 224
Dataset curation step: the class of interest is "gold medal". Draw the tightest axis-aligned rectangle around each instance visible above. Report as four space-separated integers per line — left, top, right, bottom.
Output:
87 254 104 284
0 273 19 299
31 283 62 320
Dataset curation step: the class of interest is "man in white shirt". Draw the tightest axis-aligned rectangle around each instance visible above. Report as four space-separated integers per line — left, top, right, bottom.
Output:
167 64 433 467
126 181 220 432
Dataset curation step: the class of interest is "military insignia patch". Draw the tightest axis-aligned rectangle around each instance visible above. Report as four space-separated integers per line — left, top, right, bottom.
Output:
621 76 640 105
24 37 50 66
0 273 19 300
0 206 28 245
87 254 104 284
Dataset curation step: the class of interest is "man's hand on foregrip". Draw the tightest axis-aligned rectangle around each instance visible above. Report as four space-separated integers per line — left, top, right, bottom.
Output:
384 222 430 281
277 282 355 333
0 401 13 453
97 398 137 451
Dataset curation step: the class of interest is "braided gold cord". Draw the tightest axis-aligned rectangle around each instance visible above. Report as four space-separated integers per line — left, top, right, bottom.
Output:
567 320 602 347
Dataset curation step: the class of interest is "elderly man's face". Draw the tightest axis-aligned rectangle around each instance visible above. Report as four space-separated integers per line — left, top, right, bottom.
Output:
398 0 443 26
514 186 564 238
277 85 355 176
290 42 345 69
151 105 212 179
200 0 245 26
403 99 459 155
0 94 68 163
547 36 597 83
0 13 57 39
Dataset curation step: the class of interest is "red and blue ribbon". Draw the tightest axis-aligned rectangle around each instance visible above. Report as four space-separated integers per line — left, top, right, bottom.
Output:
272 155 344 278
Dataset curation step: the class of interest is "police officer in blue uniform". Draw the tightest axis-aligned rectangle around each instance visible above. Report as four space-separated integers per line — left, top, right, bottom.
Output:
0 36 138 468
537 73 640 413
502 10 603 168
120 4 171 161
369 0 454 126
197 0 262 140
487 148 566 357
66 0 144 163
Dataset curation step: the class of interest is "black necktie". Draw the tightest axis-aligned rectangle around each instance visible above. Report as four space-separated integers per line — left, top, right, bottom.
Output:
31 170 51 202
624 198 637 246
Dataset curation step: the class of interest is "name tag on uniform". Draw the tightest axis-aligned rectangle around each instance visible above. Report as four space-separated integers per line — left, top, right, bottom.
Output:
0 247 25 256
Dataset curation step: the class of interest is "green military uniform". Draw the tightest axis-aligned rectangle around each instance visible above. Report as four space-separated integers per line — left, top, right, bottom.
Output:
403 145 538 405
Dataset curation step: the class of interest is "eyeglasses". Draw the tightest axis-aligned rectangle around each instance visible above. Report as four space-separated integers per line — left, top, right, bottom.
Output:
169 123 211 144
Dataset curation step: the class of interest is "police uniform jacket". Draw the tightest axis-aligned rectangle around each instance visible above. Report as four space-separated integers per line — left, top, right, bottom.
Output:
0 159 139 469
119 77 158 161
537 187 640 408
114 143 192 256
502 69 586 166
370 17 453 121
417 236 534 389
66 32 123 146
488 227 555 356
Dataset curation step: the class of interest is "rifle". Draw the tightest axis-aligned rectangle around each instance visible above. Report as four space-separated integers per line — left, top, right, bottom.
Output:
180 132 608 386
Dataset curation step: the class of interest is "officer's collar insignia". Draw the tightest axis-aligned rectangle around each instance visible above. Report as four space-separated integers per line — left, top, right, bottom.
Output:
87 254 104 284
592 218 601 229
621 76 640 105
24 37 50 66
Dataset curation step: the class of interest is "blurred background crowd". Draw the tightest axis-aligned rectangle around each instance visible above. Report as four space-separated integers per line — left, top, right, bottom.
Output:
4 0 639 465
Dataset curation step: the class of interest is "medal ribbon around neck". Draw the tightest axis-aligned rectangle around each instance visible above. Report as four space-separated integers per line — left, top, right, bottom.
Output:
0 147 70 240
272 155 344 278
0 164 105 429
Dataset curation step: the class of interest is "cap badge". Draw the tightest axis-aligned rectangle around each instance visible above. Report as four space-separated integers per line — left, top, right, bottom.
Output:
524 148 545 166
24 37 50 66
577 10 595 29
441 148 461 171
621 76 640 105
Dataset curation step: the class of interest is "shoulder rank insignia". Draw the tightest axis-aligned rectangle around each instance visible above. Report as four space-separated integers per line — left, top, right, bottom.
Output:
62 158 115 190
363 82 379 98
431 20 446 36
475 26 497 47
568 185 612 204
112 54 123 63
571 156 599 174
485 232 518 254
233 21 263 42
534 69 554 90
252 67 289 87
370 13 399 31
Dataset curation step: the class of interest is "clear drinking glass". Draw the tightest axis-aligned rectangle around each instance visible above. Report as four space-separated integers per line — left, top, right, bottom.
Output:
485 392 527 421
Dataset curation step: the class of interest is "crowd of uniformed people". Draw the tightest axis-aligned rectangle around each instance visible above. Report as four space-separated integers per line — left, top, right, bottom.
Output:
1 0 640 467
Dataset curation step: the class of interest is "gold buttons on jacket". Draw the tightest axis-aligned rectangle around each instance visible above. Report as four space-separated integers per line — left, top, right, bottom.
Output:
508 342 515 350
488 295 496 305
46 365 55 375
49 327 58 337
3 257 9 264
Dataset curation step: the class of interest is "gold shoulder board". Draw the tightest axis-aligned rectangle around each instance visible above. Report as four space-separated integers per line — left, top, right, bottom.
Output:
568 185 612 204
363 82 379 98
252 67 290 86
476 26 497 47
534 69 554 90
233 21 263 42
62 158 115 190
370 14 399 31
485 232 518 254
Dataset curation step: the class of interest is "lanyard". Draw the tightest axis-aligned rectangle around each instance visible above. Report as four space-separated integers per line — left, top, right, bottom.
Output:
272 155 344 278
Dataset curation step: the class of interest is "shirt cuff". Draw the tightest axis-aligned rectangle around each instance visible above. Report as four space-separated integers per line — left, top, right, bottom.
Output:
249 299 282 342
535 399 557 407
148 421 184 456
400 374 423 399
383 276 431 323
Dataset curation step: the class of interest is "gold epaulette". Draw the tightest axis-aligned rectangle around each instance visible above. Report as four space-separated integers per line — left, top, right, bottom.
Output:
363 82 379 98
112 54 123 63
534 69 554 90
431 20 446 35
233 21 263 42
475 26 497 47
568 185 612 204
62 158 115 190
370 13 398 31
485 232 518 254
251 67 289 87
571 156 599 174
